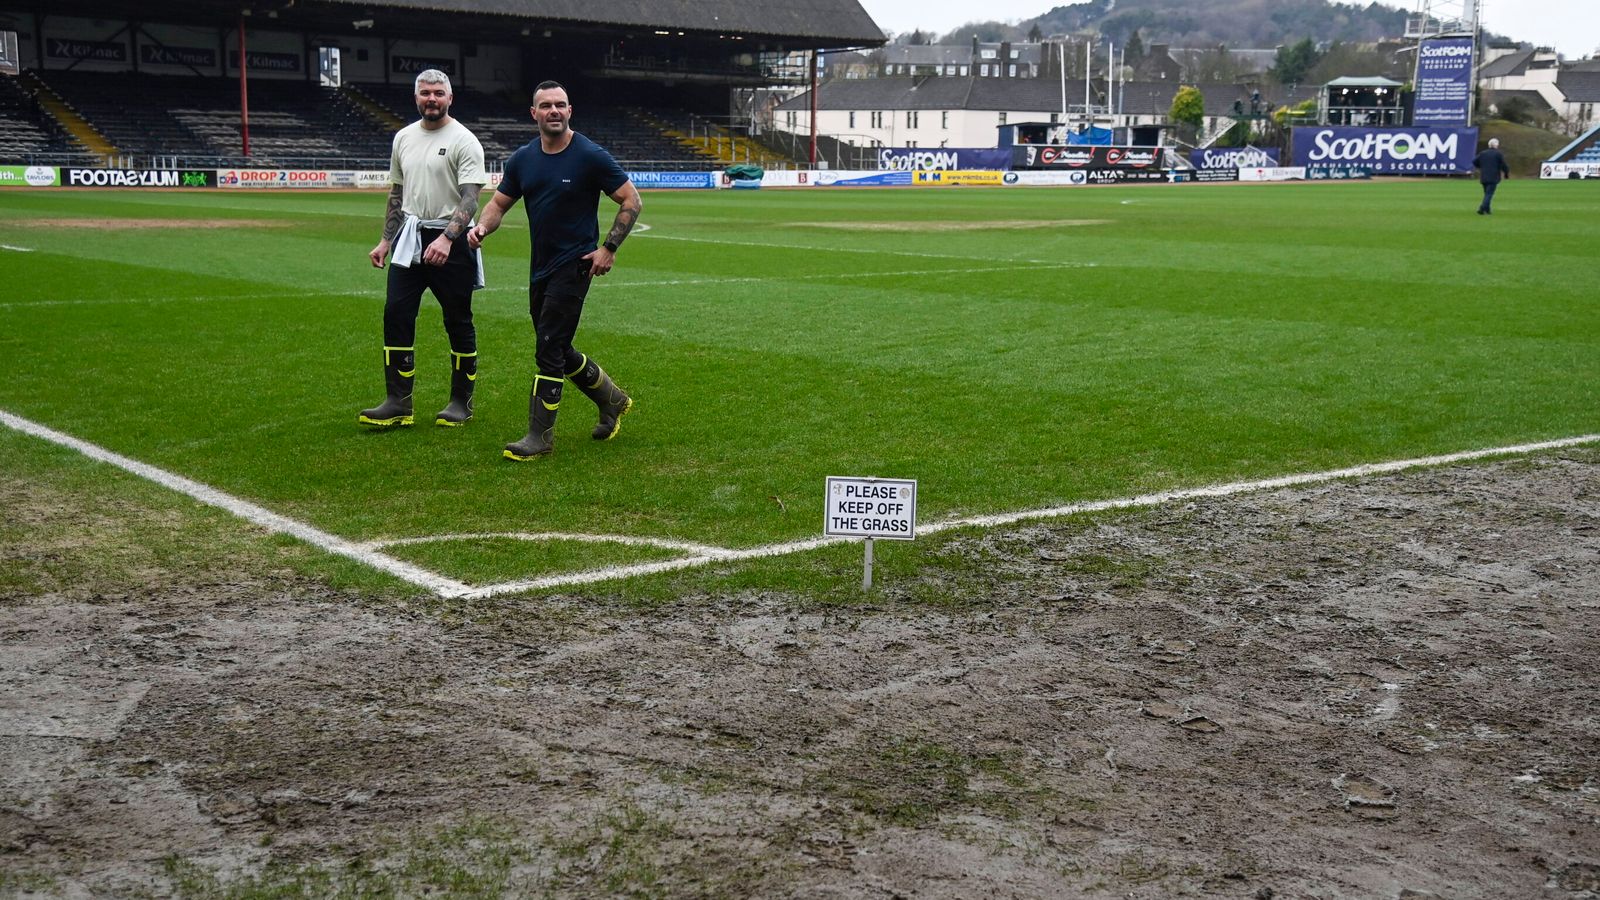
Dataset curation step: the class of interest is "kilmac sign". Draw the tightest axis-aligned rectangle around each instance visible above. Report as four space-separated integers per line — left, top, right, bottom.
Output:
1291 127 1477 174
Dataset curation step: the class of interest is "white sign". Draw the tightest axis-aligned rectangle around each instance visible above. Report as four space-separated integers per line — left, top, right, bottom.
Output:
1238 166 1306 182
825 477 917 540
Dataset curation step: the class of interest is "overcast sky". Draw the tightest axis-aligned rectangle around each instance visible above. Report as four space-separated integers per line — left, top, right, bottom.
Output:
856 0 1600 59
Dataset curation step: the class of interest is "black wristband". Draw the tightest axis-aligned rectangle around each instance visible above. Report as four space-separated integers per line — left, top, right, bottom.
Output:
603 240 619 254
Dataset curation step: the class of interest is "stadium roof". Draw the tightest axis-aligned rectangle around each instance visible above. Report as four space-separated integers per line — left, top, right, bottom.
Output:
2 0 885 46
1323 76 1403 87
315 0 885 44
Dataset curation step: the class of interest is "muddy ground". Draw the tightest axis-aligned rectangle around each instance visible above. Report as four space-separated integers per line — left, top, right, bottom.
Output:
2 449 1598 898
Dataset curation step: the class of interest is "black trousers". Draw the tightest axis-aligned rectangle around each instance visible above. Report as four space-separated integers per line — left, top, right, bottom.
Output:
383 228 477 353
1478 181 1499 212
529 256 595 382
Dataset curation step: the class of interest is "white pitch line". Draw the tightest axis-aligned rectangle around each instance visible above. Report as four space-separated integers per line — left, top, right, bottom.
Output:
1 262 1091 309
634 231 1084 265
1 244 35 252
364 531 736 559
0 408 473 598
461 433 1600 598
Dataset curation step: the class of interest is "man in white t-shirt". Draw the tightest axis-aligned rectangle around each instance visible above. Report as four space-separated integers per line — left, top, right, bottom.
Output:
359 69 489 428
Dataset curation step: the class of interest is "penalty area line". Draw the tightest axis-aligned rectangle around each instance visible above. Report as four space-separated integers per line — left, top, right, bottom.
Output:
0 408 473 599
462 433 1600 598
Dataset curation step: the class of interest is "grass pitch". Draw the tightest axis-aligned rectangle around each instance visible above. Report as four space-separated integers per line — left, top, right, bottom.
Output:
0 180 1595 594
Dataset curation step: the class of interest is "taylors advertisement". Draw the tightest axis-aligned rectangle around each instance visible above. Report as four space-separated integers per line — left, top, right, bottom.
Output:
1291 127 1476 174
0 165 60 187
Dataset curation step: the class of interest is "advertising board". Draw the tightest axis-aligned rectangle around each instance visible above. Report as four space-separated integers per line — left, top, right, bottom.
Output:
1001 171 1089 186
1190 147 1279 169
61 169 213 187
813 171 913 187
1292 127 1476 174
1413 38 1474 127
0 166 59 187
912 170 1005 186
1012 145 1164 170
630 171 717 189
1191 168 1240 183
877 148 1012 171
1238 167 1307 182
218 169 337 188
1305 165 1372 180
1540 162 1600 179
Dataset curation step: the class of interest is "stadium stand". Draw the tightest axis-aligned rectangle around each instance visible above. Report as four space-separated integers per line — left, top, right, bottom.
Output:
354 81 718 169
35 71 394 166
0 75 88 161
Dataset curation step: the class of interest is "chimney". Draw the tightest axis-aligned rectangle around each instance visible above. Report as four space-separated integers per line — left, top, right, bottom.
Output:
1000 41 1012 77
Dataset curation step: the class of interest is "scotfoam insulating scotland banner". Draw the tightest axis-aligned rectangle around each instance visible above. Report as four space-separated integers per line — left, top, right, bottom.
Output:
1413 38 1475 127
1292 127 1476 174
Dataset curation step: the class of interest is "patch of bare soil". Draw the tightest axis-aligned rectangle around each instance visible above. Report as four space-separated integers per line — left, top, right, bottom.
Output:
2 451 1597 897
789 219 1111 231
23 219 289 230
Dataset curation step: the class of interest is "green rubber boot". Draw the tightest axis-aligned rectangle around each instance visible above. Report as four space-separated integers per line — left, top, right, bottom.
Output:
358 346 415 427
435 350 477 426
503 375 562 461
567 354 633 440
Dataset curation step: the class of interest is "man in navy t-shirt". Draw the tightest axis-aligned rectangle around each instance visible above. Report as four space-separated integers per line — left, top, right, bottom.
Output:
471 80 643 460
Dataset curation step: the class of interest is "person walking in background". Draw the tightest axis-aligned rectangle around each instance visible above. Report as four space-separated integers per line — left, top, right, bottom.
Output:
469 80 641 461
360 69 488 428
1473 137 1510 216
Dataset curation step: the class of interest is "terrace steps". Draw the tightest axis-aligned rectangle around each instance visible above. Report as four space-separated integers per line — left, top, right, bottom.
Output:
19 71 117 156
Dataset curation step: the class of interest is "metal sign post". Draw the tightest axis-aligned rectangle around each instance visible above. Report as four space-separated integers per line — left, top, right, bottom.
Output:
862 537 874 591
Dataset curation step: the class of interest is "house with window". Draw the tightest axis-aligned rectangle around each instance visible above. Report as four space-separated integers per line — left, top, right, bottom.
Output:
879 40 1044 79
1478 46 1600 133
771 76 1313 149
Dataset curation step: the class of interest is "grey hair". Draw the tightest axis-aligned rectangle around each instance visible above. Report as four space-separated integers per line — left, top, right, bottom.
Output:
414 69 452 93
1488 137 1500 148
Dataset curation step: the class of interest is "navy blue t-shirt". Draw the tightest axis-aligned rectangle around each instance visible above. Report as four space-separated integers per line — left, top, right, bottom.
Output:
497 132 629 282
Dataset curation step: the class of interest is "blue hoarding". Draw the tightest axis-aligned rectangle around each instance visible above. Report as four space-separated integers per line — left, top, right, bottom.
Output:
628 171 717 189
875 148 1012 171
1190 147 1280 169
1413 38 1475 127
1291 127 1477 174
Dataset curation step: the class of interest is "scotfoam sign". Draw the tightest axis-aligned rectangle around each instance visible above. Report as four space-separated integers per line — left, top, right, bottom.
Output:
1191 147 1279 169
1413 38 1474 127
1292 127 1476 174
877 148 1012 171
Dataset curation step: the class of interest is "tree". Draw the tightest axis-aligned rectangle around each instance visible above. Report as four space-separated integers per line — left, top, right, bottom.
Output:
1125 28 1145 65
1170 85 1205 127
1268 38 1320 86
1028 22 1043 43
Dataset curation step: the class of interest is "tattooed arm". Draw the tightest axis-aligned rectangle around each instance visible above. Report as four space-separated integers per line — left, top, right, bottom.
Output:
369 184 404 268
424 184 480 266
443 184 481 241
582 181 642 276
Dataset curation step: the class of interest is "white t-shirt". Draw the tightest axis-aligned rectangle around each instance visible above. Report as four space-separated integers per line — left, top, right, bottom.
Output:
388 118 488 223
